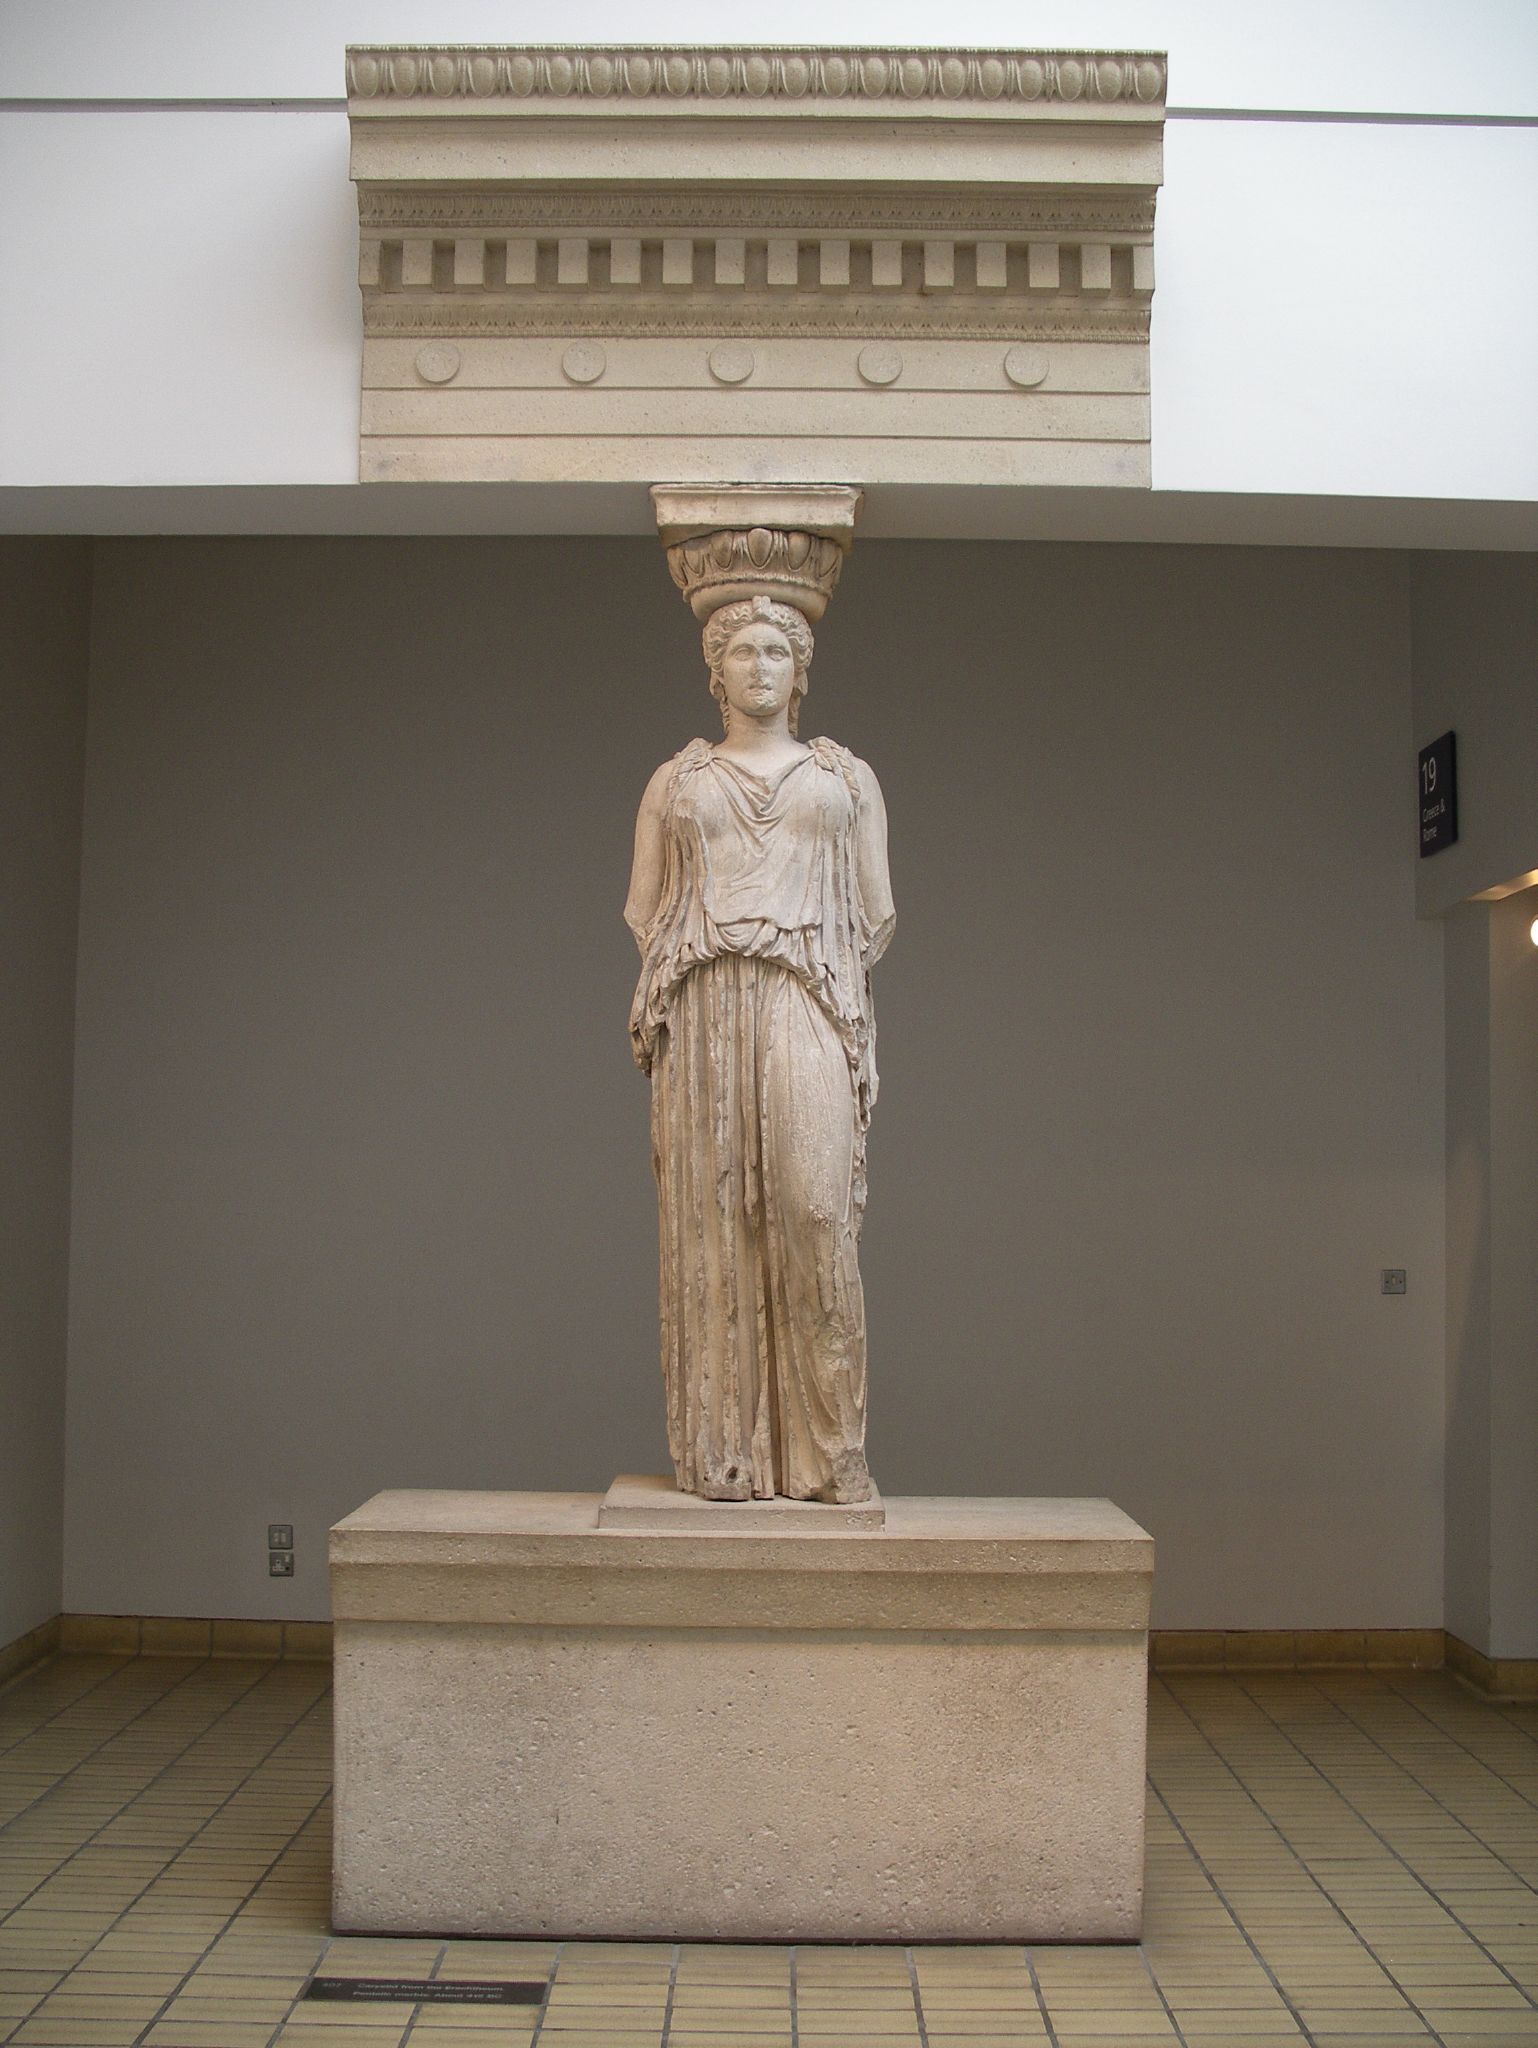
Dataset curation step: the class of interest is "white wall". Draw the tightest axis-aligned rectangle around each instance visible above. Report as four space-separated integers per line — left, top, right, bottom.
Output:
1153 121 1538 502
5 0 1535 115
0 539 89 1647
62 536 1445 1628
0 110 360 490
1 1 1534 506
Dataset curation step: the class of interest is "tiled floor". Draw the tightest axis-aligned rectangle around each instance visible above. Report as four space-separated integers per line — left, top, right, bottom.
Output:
1 1657 1535 2048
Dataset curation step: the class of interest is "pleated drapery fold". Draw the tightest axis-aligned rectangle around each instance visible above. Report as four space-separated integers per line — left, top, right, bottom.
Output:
631 738 886 1502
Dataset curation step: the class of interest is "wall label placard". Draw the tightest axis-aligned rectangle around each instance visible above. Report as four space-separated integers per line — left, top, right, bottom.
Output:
304 1978 546 2005
1418 731 1458 857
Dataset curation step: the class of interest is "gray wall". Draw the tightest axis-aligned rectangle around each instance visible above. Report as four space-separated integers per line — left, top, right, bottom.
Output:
63 536 1446 1627
1 538 89 1646
1485 890 1538 1657
1415 553 1538 1660
1414 552 1538 915
1443 889 1538 1659
1444 902 1493 1653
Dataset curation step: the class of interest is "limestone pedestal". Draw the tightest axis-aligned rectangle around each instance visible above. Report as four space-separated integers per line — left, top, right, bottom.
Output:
330 1484 1153 1942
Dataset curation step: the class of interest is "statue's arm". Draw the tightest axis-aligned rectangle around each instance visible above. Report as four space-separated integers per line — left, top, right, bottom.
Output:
854 757 896 964
624 759 675 948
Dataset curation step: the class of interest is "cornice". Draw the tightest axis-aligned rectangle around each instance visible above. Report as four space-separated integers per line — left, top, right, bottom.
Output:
346 44 1166 112
346 41 1162 489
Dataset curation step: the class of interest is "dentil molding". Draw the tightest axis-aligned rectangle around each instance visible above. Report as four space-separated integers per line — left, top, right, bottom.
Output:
347 43 1165 490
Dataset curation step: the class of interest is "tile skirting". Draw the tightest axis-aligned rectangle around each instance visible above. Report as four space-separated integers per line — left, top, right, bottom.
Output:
0 1614 61 1690
9 1617 1534 1698
1150 1627 1446 1674
1445 1628 1538 1702
1152 1627 1538 1699
50 1613 333 1661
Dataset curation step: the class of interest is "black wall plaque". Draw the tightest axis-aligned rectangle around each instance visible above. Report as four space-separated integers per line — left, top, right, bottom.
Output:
1418 731 1458 856
305 1977 545 2005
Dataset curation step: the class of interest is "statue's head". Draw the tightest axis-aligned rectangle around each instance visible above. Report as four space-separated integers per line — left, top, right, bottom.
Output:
702 596 815 736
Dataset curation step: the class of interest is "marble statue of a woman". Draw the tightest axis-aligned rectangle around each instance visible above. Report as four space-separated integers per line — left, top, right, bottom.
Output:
626 594 894 1504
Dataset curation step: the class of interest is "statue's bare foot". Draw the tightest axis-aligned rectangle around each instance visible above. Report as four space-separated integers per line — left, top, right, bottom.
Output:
812 1456 874 1504
699 1467 752 1501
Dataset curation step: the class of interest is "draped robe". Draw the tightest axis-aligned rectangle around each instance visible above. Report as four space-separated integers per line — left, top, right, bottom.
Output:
630 736 892 1500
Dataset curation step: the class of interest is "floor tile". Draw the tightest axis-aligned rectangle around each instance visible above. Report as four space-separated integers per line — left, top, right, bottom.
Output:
6 1659 1538 2048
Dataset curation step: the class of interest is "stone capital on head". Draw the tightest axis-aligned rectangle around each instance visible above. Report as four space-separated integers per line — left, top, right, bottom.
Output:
651 483 863 624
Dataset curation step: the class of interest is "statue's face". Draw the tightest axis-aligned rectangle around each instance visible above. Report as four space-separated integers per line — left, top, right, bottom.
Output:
717 622 798 722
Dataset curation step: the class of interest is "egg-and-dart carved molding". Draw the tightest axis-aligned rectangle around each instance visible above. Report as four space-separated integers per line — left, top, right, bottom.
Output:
364 301 1150 346
357 192 1158 238
347 45 1166 108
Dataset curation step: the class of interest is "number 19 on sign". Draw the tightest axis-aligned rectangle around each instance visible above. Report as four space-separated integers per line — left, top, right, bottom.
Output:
1418 731 1457 857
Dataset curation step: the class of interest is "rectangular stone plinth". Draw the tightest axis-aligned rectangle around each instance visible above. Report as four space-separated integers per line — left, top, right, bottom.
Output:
330 1486 1152 1942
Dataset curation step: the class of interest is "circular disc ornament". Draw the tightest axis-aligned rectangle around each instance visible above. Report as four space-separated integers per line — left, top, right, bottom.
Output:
857 344 904 387
561 342 607 384
1003 346 1050 389
414 343 461 385
708 345 756 385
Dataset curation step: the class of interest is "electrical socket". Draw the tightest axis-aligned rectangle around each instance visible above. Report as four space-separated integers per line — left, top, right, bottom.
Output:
269 1550 295 1578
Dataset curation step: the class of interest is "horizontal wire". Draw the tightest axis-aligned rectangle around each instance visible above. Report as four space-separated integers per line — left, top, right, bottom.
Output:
0 96 1532 125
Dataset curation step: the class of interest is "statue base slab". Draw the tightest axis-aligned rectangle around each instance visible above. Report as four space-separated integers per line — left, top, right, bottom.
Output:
329 1487 1152 1942
598 1469 885 1530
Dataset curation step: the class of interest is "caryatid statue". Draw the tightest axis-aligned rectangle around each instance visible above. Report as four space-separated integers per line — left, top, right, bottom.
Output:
626 497 894 1504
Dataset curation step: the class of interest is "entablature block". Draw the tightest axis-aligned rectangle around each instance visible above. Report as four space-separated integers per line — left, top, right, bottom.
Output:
347 45 1166 490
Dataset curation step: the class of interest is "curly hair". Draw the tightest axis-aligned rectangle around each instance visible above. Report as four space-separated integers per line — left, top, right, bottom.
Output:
702 597 815 737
